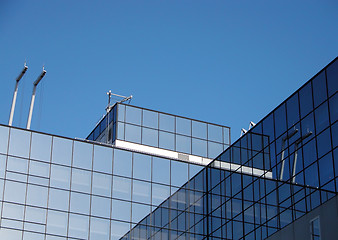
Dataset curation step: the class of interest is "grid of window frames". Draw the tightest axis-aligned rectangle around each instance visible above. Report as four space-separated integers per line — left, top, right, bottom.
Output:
122 57 337 239
0 125 204 240
115 103 230 159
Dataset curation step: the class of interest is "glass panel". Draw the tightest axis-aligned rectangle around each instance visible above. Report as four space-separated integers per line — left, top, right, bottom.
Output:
159 131 175 150
191 138 207 157
91 195 111 218
132 180 151 204
176 135 191 154
68 213 89 239
73 141 93 170
111 199 131 221
7 156 28 173
189 164 203 178
25 206 46 224
4 181 26 204
142 127 158 147
208 141 223 159
26 184 48 207
30 133 52 162
329 93 337 124
71 169 92 193
152 157 170 185
223 127 230 145
117 104 125 122
111 220 130 240
93 145 113 174
132 203 150 223
29 160 49 178
286 93 300 128
90 217 110 240
48 188 69 211
299 82 314 118
152 183 170 206
113 149 132 177
312 71 327 108
8 128 30 158
176 117 191 136
0 125 9 154
70 192 90 215
23 232 44 240
125 124 141 144
159 113 175 132
192 121 207 139
171 160 188 187
133 153 151 181
274 103 287 138
46 210 68 236
113 176 131 201
125 105 141 125
92 172 112 197
326 60 338 97
51 137 72 166
0 154 6 178
50 165 71 189
208 124 223 143
2 202 24 220
117 122 125 140
316 128 332 158
143 109 158 129
315 101 329 134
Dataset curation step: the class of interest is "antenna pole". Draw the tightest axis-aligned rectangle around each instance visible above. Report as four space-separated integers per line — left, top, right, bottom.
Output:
9 64 28 126
26 67 46 129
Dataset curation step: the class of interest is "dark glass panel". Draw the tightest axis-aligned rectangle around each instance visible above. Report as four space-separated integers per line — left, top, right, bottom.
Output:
159 113 175 133
176 117 191 136
314 101 329 134
300 112 315 145
318 152 334 187
305 163 319 188
262 113 274 143
332 122 337 149
286 92 300 129
192 121 207 139
316 127 332 158
117 104 125 122
125 105 142 125
312 71 327 108
274 103 287 138
299 82 314 119
302 139 317 168
142 109 158 129
329 93 338 124
326 59 338 97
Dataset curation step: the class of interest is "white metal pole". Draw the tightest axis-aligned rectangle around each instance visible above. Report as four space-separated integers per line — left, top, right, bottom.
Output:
9 65 28 126
26 68 46 130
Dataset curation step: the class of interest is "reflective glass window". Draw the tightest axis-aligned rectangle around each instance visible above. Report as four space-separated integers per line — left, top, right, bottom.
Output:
332 122 338 149
91 195 111 218
326 60 338 97
30 133 52 162
315 101 329 134
26 184 48 207
0 229 22 240
71 168 92 193
70 192 90 215
90 217 110 240
8 128 30 158
208 141 223 159
48 188 69 211
159 131 175 150
208 124 223 143
132 180 151 204
2 202 24 220
305 163 319 188
23 232 44 240
299 82 314 119
142 127 158 147
152 157 170 185
117 122 125 140
125 105 141 125
113 149 132 177
189 164 203 178
111 199 131 221
125 123 141 143
159 113 175 132
25 206 46 224
171 160 188 187
176 117 191 136
176 135 191 154
301 112 315 144
192 121 207 139
7 156 28 173
286 93 300 128
4 181 26 204
316 128 332 158
143 109 158 129
93 145 113 174
73 141 93 170
329 93 337 124
68 213 89 239
133 153 151 181
111 220 130 240
310 217 321 240
312 71 327 108
274 103 287 138
46 210 68 236
117 104 125 122
318 152 334 187
0 154 6 178
152 183 170 206
132 203 150 223
51 137 72 166
113 176 131 201
50 165 71 190
92 172 112 197
223 127 230 145
0 125 9 154
192 138 207 157
29 160 49 178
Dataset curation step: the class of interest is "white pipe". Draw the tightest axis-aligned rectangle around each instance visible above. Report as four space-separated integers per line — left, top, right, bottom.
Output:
26 68 46 129
9 65 28 126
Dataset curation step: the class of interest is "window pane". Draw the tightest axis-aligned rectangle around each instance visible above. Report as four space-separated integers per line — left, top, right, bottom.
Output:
93 145 113 174
0 126 9 154
152 183 170 206
70 192 90 215
299 82 314 118
329 93 337 124
117 122 125 140
286 93 300 128
312 71 327 107
111 199 131 222
25 206 46 224
90 217 110 240
208 141 223 159
152 157 170 185
274 103 287 138
223 127 230 145
73 141 93 170
4 181 26 204
29 160 49 178
111 220 130 240
171 160 188 187
176 135 191 154
68 213 89 239
315 101 329 134
71 169 92 193
132 203 150 223
51 137 72 166
50 165 70 190
143 109 158 129
7 156 28 173
208 124 223 143
176 117 191 136
132 180 151 204
125 105 141 125
46 210 68 236
48 188 69 211
159 131 174 150
113 176 131 201
125 123 141 143
159 113 175 132
192 138 207 157
326 59 338 97
8 128 30 158
133 153 151 181
92 172 112 197
192 121 207 139
117 104 125 122
91 196 111 218
113 149 132 177
2 202 24 220
142 127 158 147
26 185 48 207
30 133 52 162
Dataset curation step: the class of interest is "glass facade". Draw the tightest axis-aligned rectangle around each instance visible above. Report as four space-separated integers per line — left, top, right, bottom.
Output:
87 104 231 159
122 57 338 239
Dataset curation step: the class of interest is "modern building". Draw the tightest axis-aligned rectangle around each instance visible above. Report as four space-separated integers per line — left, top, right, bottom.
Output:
0 56 336 240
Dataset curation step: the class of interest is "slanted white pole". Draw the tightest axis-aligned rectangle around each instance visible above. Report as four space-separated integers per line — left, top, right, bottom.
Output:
26 67 46 130
9 64 28 126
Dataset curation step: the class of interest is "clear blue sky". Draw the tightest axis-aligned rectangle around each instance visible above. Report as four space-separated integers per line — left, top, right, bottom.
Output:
1 1 337 143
